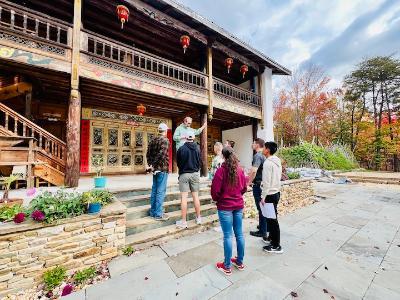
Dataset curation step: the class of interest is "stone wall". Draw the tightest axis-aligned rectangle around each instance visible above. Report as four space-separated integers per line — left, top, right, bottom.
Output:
244 178 315 218
0 201 126 297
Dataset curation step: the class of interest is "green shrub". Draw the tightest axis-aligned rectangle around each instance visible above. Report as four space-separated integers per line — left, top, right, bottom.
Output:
0 205 24 222
29 190 85 223
122 245 134 256
73 266 97 285
287 172 301 180
43 266 67 290
82 189 114 206
278 142 358 170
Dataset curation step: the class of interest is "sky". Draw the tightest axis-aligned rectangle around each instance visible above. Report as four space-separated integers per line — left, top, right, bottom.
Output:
175 0 400 88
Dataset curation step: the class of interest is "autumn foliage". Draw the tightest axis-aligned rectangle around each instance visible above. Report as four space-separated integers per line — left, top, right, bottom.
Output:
274 57 400 171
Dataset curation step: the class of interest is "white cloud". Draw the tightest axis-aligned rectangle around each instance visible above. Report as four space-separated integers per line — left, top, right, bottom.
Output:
176 0 400 87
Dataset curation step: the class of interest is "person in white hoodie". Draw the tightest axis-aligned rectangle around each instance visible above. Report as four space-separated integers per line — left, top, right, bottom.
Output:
261 141 283 254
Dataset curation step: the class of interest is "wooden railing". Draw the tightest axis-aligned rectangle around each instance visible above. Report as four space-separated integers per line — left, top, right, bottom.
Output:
0 102 66 165
0 1 71 55
81 30 207 89
213 78 261 107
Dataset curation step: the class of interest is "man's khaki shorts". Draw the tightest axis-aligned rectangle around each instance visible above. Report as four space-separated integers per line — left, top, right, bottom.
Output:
179 172 200 192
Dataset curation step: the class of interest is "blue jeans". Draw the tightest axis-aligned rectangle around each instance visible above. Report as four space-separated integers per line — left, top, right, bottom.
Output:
253 184 267 235
150 172 168 217
218 209 245 268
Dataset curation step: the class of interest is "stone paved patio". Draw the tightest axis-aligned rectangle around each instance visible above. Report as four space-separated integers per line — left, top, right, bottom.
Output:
65 182 400 300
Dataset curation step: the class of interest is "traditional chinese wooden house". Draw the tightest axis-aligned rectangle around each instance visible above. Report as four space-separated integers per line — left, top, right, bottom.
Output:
0 0 290 187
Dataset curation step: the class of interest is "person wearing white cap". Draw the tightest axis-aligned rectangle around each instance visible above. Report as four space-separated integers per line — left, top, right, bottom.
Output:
146 122 170 221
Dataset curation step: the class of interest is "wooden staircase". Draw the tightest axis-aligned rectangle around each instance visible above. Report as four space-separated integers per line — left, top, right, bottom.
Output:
0 102 66 187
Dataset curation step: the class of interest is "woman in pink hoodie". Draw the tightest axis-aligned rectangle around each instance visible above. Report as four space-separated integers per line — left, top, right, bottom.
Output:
211 147 247 275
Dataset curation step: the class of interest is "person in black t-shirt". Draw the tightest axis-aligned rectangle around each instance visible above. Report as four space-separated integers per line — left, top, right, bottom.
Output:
246 138 267 239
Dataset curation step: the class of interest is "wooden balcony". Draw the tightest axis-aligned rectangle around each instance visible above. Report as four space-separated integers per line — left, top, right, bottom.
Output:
0 1 262 118
0 1 71 59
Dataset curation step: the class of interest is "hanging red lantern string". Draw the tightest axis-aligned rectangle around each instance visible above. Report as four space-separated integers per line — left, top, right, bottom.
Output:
137 104 146 116
180 35 190 54
240 64 248 78
116 5 130 29
224 58 233 73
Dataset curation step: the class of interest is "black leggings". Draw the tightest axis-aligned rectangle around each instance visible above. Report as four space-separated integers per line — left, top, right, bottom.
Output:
265 192 280 247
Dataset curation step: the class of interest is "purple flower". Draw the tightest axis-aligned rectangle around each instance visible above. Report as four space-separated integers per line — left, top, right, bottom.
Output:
61 284 73 296
13 212 25 224
31 210 45 222
26 187 36 197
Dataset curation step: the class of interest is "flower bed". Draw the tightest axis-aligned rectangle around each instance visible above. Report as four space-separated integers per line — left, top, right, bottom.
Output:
0 199 126 298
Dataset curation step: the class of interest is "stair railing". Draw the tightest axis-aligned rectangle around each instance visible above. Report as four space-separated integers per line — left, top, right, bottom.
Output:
0 102 66 165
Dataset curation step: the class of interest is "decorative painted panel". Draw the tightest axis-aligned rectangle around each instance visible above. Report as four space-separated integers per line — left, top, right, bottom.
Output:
123 131 131 147
135 155 144 165
122 154 132 166
107 154 118 166
108 129 118 146
135 132 143 148
93 128 103 145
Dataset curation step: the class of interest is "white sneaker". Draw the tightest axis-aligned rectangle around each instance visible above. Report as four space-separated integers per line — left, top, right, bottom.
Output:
176 220 188 229
196 216 202 225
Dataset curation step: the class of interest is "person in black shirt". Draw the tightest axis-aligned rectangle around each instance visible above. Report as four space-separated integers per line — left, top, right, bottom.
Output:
246 138 267 239
176 133 202 228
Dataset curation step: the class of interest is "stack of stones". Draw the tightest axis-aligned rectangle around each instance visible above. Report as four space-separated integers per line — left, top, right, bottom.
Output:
244 178 315 218
0 201 126 297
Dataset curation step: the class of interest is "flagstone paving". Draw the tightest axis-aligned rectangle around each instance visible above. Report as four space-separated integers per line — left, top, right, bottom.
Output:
65 182 400 300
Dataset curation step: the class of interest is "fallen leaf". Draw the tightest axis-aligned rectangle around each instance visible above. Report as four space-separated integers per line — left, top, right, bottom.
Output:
290 291 298 297
324 266 329 270
323 289 329 293
331 296 335 299
312 274 316 278
176 292 179 296
144 277 149 280
374 246 380 250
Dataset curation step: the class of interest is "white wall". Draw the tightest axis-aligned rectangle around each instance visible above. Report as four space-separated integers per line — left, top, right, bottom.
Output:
222 125 253 169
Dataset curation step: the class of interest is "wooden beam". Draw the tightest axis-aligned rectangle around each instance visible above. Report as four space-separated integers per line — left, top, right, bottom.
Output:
65 0 82 188
206 46 213 120
199 109 208 177
125 0 208 44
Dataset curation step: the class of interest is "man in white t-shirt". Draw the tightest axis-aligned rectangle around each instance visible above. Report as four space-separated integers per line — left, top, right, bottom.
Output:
261 141 283 254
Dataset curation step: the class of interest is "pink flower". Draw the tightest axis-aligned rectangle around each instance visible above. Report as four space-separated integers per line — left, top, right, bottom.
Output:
31 210 45 222
61 284 73 296
26 187 36 197
13 212 25 224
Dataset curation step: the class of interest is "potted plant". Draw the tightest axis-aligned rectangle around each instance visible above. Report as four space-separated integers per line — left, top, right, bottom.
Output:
0 175 23 208
92 155 106 188
82 191 102 214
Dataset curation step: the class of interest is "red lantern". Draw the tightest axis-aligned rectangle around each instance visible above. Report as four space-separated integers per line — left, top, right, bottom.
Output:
224 58 233 73
240 64 248 78
180 35 190 54
136 104 146 116
116 5 130 29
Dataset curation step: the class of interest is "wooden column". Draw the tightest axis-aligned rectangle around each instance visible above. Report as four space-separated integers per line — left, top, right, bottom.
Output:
252 118 258 155
206 46 214 120
65 0 82 187
172 119 178 173
25 91 32 120
200 110 208 177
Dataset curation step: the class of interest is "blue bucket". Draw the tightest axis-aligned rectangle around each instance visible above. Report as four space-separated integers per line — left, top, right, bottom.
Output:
94 177 106 188
88 202 102 214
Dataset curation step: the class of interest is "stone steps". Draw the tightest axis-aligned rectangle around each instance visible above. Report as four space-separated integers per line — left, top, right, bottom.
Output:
125 214 219 248
126 195 213 219
113 182 219 247
119 188 211 208
126 203 217 235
